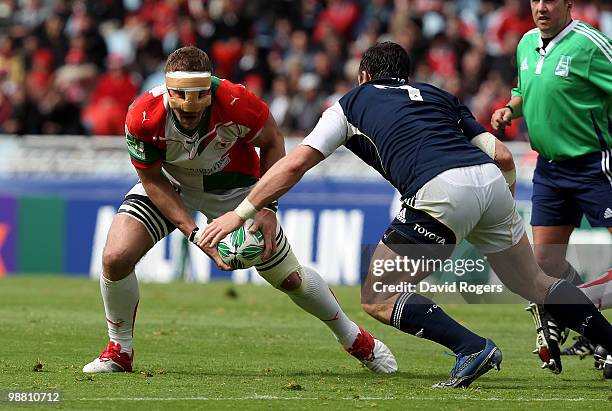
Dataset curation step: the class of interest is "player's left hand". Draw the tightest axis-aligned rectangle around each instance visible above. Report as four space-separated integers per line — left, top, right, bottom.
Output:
200 242 233 271
250 209 277 261
200 211 244 248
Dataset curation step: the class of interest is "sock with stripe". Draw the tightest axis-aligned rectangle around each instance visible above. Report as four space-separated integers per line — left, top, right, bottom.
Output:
544 279 612 352
256 227 360 348
100 271 139 353
391 293 486 355
285 266 360 348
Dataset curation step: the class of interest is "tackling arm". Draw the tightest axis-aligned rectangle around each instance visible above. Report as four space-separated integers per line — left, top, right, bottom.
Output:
243 145 324 212
199 145 324 248
200 101 347 247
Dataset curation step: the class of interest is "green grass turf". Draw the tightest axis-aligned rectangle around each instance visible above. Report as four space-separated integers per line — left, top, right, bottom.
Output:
0 276 611 410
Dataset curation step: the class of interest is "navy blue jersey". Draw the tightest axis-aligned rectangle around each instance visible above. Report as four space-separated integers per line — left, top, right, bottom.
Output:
336 78 493 199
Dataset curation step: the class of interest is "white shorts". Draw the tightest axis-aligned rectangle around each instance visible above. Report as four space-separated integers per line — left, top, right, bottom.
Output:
118 182 301 286
401 163 524 254
117 182 253 243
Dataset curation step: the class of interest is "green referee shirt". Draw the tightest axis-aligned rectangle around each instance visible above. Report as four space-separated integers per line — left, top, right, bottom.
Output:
512 20 611 161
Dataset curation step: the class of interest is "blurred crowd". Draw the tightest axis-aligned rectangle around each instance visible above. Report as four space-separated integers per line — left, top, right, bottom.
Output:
0 0 610 139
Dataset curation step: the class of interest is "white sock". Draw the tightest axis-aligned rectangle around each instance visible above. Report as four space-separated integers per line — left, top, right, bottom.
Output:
100 271 139 353
286 266 360 348
579 270 612 310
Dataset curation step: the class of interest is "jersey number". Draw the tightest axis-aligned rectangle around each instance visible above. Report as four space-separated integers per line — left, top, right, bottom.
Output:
373 84 423 101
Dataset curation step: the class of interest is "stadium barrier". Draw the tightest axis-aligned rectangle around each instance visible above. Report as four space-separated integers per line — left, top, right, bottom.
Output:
0 136 609 285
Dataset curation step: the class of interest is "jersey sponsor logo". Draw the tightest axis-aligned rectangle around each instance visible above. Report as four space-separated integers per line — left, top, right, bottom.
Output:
520 57 529 71
554 55 572 77
604 208 612 219
126 133 148 161
178 155 231 176
413 223 446 244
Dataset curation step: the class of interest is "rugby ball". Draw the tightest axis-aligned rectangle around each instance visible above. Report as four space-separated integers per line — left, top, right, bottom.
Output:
217 220 265 269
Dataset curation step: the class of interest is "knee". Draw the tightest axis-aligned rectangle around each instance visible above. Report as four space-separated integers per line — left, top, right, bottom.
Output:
279 271 302 291
102 247 135 280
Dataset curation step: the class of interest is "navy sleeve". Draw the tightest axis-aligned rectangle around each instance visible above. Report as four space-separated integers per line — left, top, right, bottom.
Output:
454 96 486 139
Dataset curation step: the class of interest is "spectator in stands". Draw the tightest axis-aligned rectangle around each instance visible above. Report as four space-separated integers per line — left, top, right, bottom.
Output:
1 0 610 139
287 72 325 135
82 54 138 136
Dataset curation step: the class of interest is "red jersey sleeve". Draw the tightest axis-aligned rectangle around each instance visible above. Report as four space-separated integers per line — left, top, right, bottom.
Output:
124 91 167 169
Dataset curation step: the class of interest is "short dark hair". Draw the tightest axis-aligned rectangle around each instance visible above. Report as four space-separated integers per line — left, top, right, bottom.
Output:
358 42 411 81
165 46 212 73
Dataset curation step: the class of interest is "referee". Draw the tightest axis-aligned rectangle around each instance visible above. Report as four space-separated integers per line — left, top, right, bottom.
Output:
491 0 611 372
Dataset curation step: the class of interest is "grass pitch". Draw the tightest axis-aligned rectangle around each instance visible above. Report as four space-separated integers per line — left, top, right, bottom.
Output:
0 276 611 410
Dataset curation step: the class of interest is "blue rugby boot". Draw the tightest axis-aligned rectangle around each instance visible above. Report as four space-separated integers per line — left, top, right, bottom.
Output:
434 339 502 388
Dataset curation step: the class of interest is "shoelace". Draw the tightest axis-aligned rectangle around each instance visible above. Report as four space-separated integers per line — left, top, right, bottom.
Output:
100 342 121 359
443 351 463 375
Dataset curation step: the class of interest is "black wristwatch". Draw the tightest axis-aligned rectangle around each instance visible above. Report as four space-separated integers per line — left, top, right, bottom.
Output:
188 227 199 243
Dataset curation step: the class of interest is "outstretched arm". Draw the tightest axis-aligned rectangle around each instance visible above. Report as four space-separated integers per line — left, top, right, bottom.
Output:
199 145 324 247
200 101 349 251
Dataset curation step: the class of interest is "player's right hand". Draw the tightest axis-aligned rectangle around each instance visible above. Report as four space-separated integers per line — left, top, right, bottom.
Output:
250 209 277 261
490 107 513 130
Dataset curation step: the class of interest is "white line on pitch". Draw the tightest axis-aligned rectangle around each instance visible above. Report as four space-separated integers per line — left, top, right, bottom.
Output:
70 396 610 402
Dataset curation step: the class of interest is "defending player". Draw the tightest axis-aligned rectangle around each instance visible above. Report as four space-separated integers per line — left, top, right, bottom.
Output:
82 46 397 374
491 0 611 367
203 42 612 387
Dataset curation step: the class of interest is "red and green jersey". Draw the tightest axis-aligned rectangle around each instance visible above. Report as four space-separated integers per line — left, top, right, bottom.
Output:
125 76 269 192
512 20 611 160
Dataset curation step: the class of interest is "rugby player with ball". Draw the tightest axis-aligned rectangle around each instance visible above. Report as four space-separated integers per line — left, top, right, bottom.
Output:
82 46 397 375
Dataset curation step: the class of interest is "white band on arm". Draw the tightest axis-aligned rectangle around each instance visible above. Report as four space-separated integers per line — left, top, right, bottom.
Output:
502 168 516 186
470 132 496 159
235 198 258 220
470 132 516 185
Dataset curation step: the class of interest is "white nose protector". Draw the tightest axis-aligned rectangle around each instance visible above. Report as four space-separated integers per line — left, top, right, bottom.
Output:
165 71 212 113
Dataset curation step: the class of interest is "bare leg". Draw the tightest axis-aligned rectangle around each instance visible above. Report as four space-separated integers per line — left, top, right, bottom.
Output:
532 225 574 278
361 241 434 324
361 241 488 357
485 233 555 303
102 215 154 281
487 233 612 355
